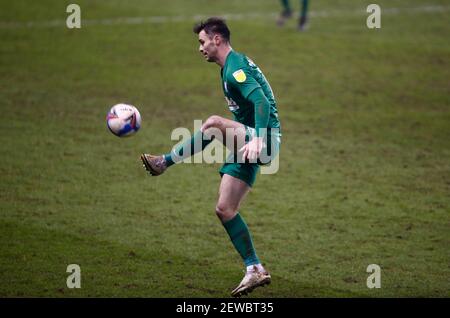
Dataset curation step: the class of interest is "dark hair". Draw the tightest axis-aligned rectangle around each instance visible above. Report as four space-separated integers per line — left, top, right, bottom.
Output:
193 17 230 42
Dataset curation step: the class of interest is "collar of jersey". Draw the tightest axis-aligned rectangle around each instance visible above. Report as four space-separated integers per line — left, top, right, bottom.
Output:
222 49 235 75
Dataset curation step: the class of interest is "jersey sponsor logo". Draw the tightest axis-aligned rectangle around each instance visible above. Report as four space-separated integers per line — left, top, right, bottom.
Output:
225 96 239 111
232 69 246 83
246 57 262 74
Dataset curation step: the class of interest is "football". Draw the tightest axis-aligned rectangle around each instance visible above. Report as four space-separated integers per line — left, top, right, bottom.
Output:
106 103 141 137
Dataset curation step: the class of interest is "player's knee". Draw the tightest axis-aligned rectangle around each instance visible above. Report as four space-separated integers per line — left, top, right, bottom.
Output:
215 204 236 222
204 115 223 130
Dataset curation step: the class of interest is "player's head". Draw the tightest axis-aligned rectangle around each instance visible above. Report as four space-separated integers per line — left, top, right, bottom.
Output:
193 17 230 63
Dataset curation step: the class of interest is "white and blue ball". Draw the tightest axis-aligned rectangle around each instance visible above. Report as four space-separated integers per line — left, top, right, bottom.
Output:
106 103 141 137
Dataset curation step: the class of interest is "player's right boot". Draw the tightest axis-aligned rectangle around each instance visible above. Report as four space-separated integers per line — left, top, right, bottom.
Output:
231 265 271 297
298 16 309 31
140 154 167 176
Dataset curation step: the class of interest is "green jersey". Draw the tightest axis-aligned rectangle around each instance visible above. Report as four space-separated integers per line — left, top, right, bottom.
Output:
221 50 281 136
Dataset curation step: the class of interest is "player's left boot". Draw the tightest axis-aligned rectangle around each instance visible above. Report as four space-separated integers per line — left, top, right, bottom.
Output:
140 154 167 176
276 9 292 27
231 265 271 297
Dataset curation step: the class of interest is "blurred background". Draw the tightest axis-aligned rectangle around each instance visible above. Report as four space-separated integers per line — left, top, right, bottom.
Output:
0 0 449 297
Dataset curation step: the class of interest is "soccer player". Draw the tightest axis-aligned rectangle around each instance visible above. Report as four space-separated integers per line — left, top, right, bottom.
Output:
277 0 310 31
140 17 281 297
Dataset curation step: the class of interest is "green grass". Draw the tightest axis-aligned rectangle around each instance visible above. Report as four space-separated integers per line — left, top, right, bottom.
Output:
0 0 449 297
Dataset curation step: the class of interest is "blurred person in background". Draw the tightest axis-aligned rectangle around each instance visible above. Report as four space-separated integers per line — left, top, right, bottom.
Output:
277 0 310 31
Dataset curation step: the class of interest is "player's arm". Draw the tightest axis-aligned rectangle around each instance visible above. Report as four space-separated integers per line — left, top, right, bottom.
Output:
249 88 270 138
240 88 270 161
228 68 269 161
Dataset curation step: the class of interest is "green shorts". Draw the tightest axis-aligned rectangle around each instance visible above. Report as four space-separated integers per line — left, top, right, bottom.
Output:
219 126 281 187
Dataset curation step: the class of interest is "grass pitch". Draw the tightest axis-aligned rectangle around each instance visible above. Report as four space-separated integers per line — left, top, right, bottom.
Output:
0 0 449 297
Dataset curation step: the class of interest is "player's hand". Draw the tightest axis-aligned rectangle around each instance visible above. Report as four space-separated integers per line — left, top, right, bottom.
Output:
240 137 265 162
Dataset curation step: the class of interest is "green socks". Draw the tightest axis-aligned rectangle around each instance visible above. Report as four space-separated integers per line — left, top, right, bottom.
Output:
223 213 260 267
280 0 308 18
164 130 214 167
281 0 291 12
301 0 309 19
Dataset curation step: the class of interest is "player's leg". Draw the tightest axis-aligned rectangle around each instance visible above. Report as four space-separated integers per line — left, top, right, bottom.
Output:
277 0 293 26
298 0 309 31
280 0 292 13
280 0 293 16
141 115 247 175
216 174 271 297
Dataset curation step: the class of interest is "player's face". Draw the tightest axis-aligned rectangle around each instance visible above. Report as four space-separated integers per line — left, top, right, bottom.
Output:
198 30 218 63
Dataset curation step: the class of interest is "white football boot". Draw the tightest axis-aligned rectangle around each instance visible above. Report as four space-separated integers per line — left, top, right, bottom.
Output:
231 265 271 297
